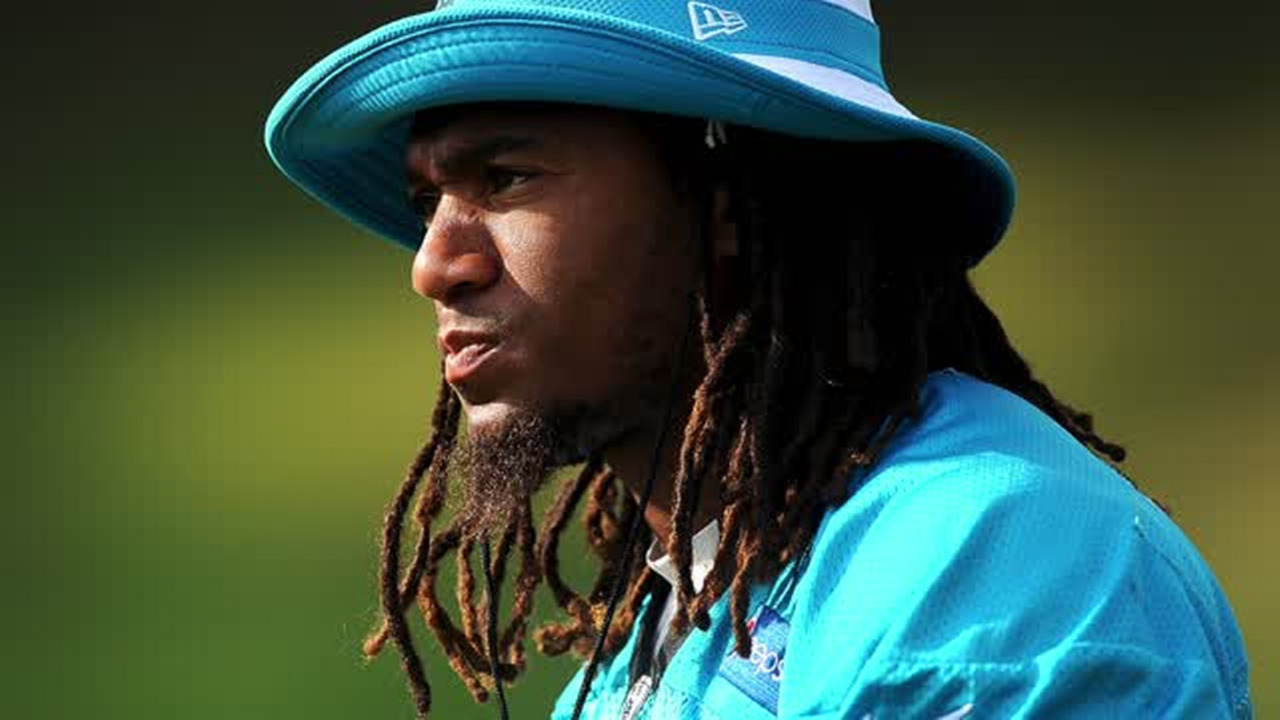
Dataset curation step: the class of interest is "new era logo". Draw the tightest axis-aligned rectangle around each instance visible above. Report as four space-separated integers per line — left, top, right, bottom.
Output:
688 2 748 41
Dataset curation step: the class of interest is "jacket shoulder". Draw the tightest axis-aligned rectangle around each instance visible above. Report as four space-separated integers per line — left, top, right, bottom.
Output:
779 371 1251 717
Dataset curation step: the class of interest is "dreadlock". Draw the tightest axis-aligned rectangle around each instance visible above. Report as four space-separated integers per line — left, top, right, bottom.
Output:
363 116 1142 716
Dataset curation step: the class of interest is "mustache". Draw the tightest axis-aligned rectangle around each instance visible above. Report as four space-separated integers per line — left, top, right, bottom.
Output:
436 309 511 335
437 316 511 354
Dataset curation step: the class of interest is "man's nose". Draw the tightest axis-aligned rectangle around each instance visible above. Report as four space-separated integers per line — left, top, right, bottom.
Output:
411 196 501 302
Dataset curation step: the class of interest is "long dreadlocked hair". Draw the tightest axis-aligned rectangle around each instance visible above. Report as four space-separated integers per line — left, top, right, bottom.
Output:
362 115 1139 716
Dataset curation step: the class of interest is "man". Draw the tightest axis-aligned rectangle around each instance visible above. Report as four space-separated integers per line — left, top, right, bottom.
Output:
265 1 1252 718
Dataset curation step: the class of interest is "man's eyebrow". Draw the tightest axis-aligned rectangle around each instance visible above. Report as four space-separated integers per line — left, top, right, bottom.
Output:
407 134 543 186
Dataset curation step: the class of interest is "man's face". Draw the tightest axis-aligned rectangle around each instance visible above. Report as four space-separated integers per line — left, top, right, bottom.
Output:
407 104 701 462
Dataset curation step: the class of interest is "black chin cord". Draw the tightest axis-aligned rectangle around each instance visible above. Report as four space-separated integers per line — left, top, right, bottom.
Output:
569 296 699 720
480 540 511 720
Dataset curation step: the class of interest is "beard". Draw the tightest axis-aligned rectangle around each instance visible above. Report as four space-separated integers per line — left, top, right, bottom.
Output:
451 392 664 543
454 411 560 543
451 310 692 543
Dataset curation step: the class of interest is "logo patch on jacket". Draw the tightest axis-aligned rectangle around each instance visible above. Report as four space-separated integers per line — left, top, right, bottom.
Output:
717 605 789 713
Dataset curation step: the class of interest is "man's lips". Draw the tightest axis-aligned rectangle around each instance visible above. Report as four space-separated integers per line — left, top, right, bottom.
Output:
439 330 503 385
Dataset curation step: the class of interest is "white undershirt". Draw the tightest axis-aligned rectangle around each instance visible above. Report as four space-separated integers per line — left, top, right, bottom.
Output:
644 521 720 659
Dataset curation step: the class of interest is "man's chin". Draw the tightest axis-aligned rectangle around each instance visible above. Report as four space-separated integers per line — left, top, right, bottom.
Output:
460 400 521 436
461 399 626 469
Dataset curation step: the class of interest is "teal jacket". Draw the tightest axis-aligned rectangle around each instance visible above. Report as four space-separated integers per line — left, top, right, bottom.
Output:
552 371 1252 718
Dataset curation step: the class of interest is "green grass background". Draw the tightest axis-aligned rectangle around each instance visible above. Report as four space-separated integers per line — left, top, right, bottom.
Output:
5 1 1276 716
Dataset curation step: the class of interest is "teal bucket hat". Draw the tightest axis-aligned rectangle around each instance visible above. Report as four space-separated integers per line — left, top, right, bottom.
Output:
265 0 1016 265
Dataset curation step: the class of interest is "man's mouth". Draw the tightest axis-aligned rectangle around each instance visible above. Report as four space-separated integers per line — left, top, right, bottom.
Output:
440 330 503 385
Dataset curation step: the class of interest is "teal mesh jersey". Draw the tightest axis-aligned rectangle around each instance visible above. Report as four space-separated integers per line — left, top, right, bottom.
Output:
552 371 1252 719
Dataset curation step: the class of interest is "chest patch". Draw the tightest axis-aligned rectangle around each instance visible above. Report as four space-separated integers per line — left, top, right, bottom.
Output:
716 605 790 714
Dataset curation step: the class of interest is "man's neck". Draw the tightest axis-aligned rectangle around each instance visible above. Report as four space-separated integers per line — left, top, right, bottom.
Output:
603 420 722 548
602 333 720 548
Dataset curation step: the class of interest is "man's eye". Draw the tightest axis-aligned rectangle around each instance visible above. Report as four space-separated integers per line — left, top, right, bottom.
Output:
486 167 531 195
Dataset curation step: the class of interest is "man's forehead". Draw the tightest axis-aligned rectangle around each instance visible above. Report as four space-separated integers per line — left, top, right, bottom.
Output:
404 105 576 174
404 109 527 183
410 103 594 147
404 103 648 183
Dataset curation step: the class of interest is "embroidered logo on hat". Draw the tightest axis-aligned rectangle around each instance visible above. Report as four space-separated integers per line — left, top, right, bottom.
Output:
688 2 748 41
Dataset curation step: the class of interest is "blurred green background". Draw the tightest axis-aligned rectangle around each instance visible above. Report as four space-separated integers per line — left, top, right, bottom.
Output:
6 1 1276 717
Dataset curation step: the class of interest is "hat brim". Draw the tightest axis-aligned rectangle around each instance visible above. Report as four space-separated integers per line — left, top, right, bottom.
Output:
265 5 1015 264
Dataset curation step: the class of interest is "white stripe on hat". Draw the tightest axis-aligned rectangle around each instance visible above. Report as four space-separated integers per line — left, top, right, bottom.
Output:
733 53 914 119
818 0 873 22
